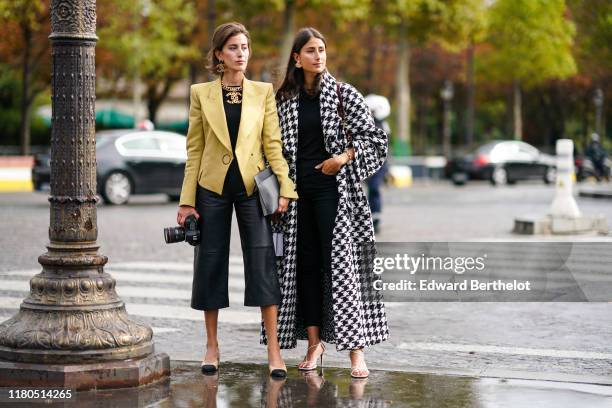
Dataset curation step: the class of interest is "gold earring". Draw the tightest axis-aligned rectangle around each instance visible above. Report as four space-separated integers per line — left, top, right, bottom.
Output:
295 61 302 68
216 61 225 73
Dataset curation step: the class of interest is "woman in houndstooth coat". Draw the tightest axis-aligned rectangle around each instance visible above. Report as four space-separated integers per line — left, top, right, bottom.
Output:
260 27 389 378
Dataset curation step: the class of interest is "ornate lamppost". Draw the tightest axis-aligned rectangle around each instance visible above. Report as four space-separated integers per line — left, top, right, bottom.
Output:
0 0 169 390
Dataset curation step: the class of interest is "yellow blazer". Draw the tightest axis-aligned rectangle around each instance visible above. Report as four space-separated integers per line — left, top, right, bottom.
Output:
179 77 298 207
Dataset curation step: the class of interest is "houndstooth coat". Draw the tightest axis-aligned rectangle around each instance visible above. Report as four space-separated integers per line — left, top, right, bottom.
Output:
260 71 390 351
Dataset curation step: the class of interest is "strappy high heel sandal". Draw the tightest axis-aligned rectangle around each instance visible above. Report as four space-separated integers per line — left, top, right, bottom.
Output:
201 347 220 374
298 342 326 371
349 349 369 379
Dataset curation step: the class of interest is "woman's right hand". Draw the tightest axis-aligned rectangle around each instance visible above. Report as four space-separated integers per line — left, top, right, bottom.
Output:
177 205 200 226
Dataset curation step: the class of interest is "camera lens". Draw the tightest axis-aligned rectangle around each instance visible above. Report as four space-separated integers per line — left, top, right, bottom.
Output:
164 226 186 244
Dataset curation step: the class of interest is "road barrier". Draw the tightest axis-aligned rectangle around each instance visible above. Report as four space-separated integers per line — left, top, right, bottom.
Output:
0 156 34 192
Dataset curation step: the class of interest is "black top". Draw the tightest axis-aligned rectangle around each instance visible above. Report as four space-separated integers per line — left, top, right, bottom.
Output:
296 89 335 188
222 88 246 195
297 90 329 163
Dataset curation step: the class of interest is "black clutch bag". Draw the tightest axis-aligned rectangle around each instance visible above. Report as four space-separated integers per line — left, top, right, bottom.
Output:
254 167 280 217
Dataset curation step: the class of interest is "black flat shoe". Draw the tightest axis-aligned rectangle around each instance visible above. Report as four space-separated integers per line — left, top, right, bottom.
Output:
201 359 219 374
269 368 287 379
201 348 220 374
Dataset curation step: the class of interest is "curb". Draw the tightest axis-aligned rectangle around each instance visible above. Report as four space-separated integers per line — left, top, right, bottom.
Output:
579 188 612 199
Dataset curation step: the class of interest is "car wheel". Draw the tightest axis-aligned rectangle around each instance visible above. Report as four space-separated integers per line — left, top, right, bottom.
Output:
490 166 507 186
101 172 132 205
544 167 556 184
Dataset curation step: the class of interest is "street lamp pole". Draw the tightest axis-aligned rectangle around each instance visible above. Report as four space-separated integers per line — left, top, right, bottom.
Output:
441 80 454 159
594 88 604 137
132 0 151 128
0 0 169 390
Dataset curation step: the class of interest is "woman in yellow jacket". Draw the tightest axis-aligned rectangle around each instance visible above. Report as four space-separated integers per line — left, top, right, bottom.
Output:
176 22 297 378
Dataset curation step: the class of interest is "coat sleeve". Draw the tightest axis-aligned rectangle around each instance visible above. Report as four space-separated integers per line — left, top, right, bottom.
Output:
341 83 388 182
262 83 299 199
178 84 205 207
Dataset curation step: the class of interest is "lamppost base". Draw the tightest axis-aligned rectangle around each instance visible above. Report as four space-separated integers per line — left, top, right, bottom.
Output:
0 352 170 391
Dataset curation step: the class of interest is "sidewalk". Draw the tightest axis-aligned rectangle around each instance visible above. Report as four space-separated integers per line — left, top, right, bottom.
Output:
5 361 609 407
5 257 612 384
579 183 612 199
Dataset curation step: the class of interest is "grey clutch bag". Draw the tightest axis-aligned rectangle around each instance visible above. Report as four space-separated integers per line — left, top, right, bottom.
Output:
254 167 280 217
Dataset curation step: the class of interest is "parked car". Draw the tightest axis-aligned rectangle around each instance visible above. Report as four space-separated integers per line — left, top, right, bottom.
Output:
445 140 556 186
32 129 187 205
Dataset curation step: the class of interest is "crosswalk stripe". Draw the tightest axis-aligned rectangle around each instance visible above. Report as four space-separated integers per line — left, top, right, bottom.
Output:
126 303 259 323
0 314 181 335
1 269 247 289
0 269 40 276
106 258 244 272
0 260 258 324
0 279 247 303
0 297 260 324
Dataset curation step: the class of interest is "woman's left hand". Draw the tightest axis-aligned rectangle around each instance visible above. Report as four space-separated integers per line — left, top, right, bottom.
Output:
271 197 290 223
276 196 289 214
315 155 346 175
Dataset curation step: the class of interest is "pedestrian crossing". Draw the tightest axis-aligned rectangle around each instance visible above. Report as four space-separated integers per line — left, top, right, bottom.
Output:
0 257 263 326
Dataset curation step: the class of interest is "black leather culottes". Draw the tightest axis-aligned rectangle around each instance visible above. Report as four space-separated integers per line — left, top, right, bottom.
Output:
191 185 281 310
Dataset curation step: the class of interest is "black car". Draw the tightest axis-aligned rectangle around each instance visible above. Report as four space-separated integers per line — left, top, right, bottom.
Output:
32 129 187 204
445 140 556 186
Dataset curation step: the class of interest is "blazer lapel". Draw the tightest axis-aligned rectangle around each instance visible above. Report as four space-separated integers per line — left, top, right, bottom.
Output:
202 77 232 152
235 78 259 153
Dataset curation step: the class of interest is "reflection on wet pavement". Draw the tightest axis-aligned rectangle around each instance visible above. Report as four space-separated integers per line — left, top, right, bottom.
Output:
38 361 612 407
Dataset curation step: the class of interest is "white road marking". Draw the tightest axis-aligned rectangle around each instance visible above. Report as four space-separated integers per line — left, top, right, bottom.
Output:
398 342 612 360
1 266 247 292
0 279 246 303
105 258 244 272
0 297 259 324
0 260 259 325
151 327 181 334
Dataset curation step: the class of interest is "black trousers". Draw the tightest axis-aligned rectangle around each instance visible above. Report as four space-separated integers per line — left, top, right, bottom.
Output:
191 185 281 310
296 161 339 327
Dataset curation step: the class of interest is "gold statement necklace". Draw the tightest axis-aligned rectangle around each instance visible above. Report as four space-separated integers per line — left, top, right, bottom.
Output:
221 80 243 104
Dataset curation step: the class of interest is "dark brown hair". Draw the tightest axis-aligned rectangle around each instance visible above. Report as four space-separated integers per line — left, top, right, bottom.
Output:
276 27 327 101
206 22 251 76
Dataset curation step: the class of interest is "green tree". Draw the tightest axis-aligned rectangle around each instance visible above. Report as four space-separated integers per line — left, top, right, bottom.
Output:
371 0 486 155
482 0 576 140
270 0 369 83
98 0 197 124
568 0 612 140
0 0 50 154
439 0 488 147
569 0 612 79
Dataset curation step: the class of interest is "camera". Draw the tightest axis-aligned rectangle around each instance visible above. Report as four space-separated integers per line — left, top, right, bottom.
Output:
164 214 200 246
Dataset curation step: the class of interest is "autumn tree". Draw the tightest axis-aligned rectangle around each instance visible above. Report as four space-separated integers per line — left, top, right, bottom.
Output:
482 0 576 140
97 0 197 123
370 0 486 155
568 0 612 142
0 0 50 154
